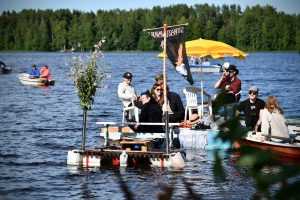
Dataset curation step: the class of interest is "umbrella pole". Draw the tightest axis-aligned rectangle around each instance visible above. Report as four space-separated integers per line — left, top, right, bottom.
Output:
163 24 169 154
200 58 204 117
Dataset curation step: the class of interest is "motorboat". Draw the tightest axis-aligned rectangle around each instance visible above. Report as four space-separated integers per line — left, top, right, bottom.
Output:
18 73 55 86
0 61 12 74
189 57 223 73
190 63 223 73
233 125 300 160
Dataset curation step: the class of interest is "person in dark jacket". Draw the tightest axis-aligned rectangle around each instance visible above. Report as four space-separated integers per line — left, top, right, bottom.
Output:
161 84 185 123
236 85 265 130
133 91 164 133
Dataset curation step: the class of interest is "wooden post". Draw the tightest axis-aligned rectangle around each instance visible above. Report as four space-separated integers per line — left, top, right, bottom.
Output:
163 24 170 154
81 109 87 150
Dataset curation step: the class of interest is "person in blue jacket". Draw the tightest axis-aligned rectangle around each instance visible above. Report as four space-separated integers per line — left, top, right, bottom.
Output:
28 64 40 78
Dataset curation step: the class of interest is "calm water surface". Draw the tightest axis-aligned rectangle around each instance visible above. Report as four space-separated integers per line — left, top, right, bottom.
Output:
0 52 299 199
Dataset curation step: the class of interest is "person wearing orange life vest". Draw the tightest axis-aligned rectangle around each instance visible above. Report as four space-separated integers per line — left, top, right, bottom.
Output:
40 65 51 81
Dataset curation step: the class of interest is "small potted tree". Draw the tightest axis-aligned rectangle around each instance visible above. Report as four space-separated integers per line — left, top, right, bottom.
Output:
69 39 108 150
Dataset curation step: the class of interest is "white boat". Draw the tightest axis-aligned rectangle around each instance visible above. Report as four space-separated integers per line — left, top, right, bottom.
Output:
189 57 223 73
189 63 223 73
18 73 55 86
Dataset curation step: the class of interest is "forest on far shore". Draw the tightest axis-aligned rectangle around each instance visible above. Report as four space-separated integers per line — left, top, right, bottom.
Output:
0 3 299 52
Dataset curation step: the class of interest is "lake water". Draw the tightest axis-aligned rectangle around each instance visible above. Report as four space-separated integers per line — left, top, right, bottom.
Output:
0 52 299 199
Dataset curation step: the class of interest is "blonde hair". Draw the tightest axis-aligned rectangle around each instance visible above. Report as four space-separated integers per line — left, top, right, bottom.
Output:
265 96 283 114
155 74 163 82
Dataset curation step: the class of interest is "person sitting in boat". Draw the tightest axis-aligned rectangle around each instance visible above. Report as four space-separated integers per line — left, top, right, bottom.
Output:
190 57 200 65
132 91 164 133
118 72 137 106
155 73 164 85
222 62 230 71
28 64 40 78
202 58 210 66
255 96 289 141
151 83 164 107
161 84 185 123
236 85 265 131
118 72 142 121
214 64 241 102
40 65 51 81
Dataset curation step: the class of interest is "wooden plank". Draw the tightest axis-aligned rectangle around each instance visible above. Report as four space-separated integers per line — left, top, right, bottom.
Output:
120 140 149 145
100 126 132 133
96 121 181 126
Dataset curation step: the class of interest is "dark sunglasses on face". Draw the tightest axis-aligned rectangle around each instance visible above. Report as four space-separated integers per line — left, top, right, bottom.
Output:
249 91 257 95
156 88 163 91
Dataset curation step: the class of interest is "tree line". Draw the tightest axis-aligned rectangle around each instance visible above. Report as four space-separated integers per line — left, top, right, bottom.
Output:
0 4 299 52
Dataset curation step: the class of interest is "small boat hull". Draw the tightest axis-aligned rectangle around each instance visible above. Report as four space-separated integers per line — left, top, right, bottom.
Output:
234 132 300 159
190 64 222 73
18 73 55 86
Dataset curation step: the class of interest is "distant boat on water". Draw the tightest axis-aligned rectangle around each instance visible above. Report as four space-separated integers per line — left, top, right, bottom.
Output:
59 45 66 52
0 61 12 74
18 73 55 86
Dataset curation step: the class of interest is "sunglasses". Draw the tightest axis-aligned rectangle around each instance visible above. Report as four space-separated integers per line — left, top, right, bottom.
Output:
156 88 163 91
249 91 257 95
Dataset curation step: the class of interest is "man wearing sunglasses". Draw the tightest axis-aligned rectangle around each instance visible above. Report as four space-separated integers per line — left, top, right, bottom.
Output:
236 85 265 131
214 64 242 102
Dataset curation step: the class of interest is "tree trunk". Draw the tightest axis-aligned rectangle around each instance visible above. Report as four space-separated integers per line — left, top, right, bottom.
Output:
81 109 87 150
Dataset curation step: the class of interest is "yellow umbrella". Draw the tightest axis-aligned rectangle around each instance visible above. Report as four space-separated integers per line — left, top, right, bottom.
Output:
185 38 247 60
157 38 247 60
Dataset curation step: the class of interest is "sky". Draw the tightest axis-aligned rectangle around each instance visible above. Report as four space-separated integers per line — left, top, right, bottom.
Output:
0 0 299 14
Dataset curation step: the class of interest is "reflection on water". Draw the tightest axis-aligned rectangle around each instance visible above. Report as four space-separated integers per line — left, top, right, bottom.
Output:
0 52 299 199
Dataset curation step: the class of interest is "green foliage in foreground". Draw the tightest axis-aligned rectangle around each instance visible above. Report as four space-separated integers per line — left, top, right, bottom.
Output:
1 4 299 52
113 99 300 199
212 101 300 199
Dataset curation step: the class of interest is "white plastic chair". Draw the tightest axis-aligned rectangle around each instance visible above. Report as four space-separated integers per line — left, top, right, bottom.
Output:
122 100 139 123
183 87 212 120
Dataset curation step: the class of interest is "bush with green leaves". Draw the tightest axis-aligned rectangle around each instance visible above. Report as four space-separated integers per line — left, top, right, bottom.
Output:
69 39 108 110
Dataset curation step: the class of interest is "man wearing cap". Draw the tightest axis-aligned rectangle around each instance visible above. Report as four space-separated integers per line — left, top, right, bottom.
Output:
214 64 241 102
118 72 137 107
236 85 265 131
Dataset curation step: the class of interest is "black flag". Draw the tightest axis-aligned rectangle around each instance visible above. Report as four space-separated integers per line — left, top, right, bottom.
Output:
146 25 194 85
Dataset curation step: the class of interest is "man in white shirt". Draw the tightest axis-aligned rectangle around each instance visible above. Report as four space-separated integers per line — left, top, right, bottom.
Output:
118 72 137 107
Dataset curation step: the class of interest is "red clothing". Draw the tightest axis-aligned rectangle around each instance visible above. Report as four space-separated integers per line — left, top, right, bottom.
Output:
219 76 241 94
40 67 50 80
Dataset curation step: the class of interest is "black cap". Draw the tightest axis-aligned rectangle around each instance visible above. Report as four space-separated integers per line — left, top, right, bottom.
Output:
123 72 133 79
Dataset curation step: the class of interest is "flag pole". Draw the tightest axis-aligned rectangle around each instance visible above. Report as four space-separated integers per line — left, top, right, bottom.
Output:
163 24 169 154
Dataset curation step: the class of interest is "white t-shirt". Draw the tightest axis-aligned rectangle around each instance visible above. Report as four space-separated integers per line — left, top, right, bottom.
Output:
261 108 289 139
117 81 136 107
